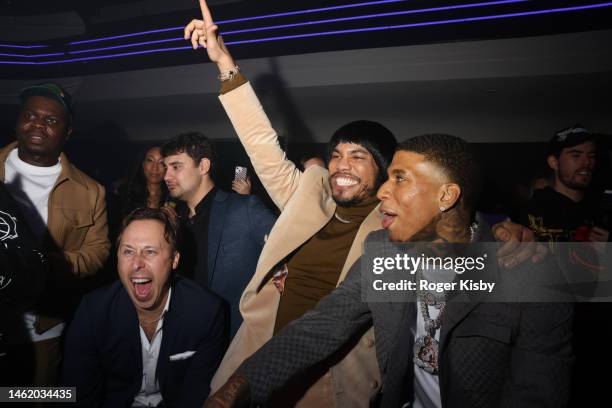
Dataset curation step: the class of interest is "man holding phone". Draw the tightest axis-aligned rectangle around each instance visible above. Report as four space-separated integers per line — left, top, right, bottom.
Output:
161 132 277 336
231 166 252 195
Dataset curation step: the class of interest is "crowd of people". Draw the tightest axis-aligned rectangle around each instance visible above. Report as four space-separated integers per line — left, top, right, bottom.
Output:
1 1 610 407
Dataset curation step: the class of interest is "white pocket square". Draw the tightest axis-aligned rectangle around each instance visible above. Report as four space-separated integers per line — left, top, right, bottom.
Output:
169 351 196 361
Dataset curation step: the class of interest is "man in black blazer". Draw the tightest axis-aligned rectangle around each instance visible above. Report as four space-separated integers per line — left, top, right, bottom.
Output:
62 207 227 407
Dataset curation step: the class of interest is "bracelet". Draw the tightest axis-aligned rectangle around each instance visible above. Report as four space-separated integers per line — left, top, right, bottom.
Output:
218 65 240 82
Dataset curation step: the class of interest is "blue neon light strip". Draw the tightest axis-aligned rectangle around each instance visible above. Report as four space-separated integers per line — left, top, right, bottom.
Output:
0 61 37 65
221 0 527 35
223 2 612 45
66 0 526 56
68 0 413 45
37 46 192 64
68 27 184 46
0 44 48 49
216 0 412 24
0 2 609 65
68 37 183 55
0 0 527 58
0 52 66 58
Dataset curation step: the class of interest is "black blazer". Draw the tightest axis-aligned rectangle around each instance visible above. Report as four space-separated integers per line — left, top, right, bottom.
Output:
62 277 228 408
240 230 574 408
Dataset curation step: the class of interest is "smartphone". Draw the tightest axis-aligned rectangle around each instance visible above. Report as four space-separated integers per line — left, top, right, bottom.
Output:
234 166 248 182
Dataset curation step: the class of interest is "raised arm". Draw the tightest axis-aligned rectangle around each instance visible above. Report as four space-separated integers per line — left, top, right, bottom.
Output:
184 0 303 210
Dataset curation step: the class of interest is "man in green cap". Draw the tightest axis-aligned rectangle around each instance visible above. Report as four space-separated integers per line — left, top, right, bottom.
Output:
0 83 110 386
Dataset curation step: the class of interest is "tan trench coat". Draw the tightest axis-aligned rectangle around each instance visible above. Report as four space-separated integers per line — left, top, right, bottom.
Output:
211 83 383 407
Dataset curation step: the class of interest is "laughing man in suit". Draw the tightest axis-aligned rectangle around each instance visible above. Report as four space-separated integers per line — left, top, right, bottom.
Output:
62 207 227 407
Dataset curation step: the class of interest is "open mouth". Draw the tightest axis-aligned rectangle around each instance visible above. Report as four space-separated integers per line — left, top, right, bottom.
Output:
333 174 360 188
380 208 397 229
131 277 153 300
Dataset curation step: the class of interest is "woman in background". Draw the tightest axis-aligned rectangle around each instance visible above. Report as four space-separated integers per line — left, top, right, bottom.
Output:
121 145 170 217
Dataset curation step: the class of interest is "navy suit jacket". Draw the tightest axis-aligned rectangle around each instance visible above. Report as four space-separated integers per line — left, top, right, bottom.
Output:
204 190 276 336
61 277 227 408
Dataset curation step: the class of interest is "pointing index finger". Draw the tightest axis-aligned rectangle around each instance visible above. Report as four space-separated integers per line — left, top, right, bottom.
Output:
199 0 213 25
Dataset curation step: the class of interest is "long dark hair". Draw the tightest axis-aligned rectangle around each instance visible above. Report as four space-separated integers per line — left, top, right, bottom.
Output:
121 145 169 217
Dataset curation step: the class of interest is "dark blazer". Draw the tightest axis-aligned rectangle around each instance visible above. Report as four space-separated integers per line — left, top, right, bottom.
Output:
61 277 227 408
204 190 276 336
240 230 574 408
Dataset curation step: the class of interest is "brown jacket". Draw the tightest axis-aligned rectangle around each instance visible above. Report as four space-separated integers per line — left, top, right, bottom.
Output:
0 142 110 329
212 83 382 407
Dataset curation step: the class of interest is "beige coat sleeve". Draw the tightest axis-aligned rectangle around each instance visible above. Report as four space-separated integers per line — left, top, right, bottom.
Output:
219 82 302 211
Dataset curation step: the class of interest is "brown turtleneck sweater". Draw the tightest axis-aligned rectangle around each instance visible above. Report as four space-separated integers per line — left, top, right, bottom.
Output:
274 196 378 333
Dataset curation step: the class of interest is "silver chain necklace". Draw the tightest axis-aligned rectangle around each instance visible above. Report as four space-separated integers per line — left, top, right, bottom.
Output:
413 222 478 375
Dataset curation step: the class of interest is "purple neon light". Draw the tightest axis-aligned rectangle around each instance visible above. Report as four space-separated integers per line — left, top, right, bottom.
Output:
1 2 610 65
68 0 411 46
218 0 414 24
0 61 37 65
66 0 525 56
69 26 183 46
223 2 612 45
68 37 183 55
0 52 66 58
0 44 48 49
37 46 192 65
222 0 528 36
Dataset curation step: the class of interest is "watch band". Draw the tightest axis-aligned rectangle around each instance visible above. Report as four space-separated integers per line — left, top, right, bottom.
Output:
218 65 241 82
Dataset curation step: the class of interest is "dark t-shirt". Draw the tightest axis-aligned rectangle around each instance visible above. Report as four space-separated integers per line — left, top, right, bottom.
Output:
522 188 612 405
521 187 604 243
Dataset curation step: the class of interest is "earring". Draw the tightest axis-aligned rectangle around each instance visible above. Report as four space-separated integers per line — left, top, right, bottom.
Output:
439 206 446 212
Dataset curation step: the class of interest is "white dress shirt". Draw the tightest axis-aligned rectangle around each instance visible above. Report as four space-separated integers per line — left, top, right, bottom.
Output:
133 289 172 408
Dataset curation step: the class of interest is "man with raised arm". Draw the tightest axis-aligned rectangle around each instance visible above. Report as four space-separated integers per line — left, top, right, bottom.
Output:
185 1 543 406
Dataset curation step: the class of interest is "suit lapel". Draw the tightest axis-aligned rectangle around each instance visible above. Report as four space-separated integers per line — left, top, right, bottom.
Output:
116 287 143 395
207 191 229 287
157 283 179 391
383 301 415 373
378 301 416 407
439 243 499 354
439 291 480 355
